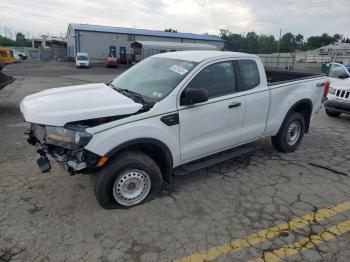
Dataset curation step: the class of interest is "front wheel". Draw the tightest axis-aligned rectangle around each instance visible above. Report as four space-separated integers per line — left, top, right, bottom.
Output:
325 109 341 117
94 150 163 209
271 112 305 153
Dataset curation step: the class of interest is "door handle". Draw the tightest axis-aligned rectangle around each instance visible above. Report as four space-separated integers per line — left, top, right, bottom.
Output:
228 102 241 108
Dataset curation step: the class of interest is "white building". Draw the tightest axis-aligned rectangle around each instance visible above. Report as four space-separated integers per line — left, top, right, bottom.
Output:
317 43 350 56
130 41 218 62
66 23 225 61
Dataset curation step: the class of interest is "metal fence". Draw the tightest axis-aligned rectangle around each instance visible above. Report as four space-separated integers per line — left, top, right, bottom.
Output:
296 54 350 65
258 54 296 70
257 53 350 70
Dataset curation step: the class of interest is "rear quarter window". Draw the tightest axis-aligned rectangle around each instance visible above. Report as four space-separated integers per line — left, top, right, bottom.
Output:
239 60 260 90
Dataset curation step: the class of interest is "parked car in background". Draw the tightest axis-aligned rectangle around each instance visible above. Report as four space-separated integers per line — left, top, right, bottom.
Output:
76 52 90 68
105 56 118 68
13 52 21 62
13 49 28 60
0 48 16 71
324 62 350 117
20 51 327 209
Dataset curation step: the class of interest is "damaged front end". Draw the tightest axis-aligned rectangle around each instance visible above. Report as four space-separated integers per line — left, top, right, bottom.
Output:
25 123 101 175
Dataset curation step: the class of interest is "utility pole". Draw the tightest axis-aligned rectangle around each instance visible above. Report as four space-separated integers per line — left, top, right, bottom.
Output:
277 28 282 54
276 29 282 69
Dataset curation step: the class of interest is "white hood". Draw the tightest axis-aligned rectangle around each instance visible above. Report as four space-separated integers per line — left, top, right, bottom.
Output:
329 78 350 91
20 83 143 126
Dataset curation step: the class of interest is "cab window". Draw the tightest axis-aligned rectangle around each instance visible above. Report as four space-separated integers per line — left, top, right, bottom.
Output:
239 60 260 90
186 61 236 98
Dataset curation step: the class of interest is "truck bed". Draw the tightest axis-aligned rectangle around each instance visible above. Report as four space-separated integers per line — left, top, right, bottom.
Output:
266 69 324 86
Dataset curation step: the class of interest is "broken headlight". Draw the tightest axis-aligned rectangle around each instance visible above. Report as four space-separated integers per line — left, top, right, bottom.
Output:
46 126 92 149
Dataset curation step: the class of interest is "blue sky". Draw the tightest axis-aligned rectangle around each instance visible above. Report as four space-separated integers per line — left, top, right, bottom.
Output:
0 0 349 39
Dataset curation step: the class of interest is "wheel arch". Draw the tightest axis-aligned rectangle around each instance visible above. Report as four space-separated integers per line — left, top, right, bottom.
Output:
105 138 174 182
279 99 313 134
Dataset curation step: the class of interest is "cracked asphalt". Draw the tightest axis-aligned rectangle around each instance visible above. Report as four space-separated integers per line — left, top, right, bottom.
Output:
1 61 350 262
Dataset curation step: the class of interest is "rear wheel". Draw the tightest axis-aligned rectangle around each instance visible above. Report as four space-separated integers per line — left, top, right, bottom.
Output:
325 109 341 117
271 112 305 153
94 150 163 209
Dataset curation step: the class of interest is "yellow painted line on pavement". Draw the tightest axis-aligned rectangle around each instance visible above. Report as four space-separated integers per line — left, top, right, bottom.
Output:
249 219 350 262
174 200 350 262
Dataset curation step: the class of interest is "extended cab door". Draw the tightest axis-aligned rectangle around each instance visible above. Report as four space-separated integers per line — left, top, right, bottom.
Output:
178 60 245 162
236 59 270 142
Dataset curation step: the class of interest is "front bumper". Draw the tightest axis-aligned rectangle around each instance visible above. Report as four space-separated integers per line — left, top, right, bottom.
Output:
26 127 100 174
324 100 350 114
76 63 89 68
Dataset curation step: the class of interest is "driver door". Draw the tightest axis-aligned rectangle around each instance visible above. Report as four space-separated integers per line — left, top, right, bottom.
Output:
178 61 245 163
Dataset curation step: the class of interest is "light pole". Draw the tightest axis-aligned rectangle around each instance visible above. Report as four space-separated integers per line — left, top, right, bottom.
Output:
277 28 282 54
277 29 282 68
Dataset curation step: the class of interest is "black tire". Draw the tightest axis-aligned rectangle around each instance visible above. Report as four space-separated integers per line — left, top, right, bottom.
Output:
271 112 305 153
325 109 341 117
94 150 163 209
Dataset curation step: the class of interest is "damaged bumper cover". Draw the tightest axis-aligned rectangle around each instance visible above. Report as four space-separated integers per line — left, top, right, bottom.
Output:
26 123 101 174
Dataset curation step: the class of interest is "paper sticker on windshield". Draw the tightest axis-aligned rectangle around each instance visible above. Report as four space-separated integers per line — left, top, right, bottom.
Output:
169 65 188 75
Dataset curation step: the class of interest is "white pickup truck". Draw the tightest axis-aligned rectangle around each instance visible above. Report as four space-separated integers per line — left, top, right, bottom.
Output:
20 51 328 209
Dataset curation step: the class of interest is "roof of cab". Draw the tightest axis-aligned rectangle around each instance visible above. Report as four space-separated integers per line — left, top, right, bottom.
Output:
153 50 258 62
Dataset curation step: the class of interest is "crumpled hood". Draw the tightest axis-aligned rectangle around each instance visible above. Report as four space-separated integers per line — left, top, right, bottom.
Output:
20 83 142 126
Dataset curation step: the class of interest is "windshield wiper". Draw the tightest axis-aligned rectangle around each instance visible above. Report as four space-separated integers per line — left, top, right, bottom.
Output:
107 81 115 88
119 88 145 104
110 84 144 104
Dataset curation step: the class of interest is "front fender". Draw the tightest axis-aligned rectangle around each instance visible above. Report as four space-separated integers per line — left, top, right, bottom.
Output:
85 115 180 167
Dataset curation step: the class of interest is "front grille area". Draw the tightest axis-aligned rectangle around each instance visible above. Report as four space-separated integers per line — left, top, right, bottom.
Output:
335 89 350 100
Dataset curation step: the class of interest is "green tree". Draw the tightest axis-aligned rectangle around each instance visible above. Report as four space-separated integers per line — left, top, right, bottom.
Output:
295 34 304 50
218 30 346 53
333 33 342 42
219 29 278 54
14 32 31 47
0 35 17 46
244 32 259 53
220 29 243 51
304 33 337 50
279 33 297 52
342 38 350 43
16 32 26 46
258 35 277 54
319 33 335 46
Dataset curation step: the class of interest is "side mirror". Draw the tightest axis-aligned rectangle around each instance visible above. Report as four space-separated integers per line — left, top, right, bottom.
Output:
338 73 349 79
181 88 208 105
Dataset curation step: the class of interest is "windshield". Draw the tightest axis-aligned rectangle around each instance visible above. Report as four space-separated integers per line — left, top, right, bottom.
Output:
77 55 88 60
328 64 348 78
111 57 198 101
